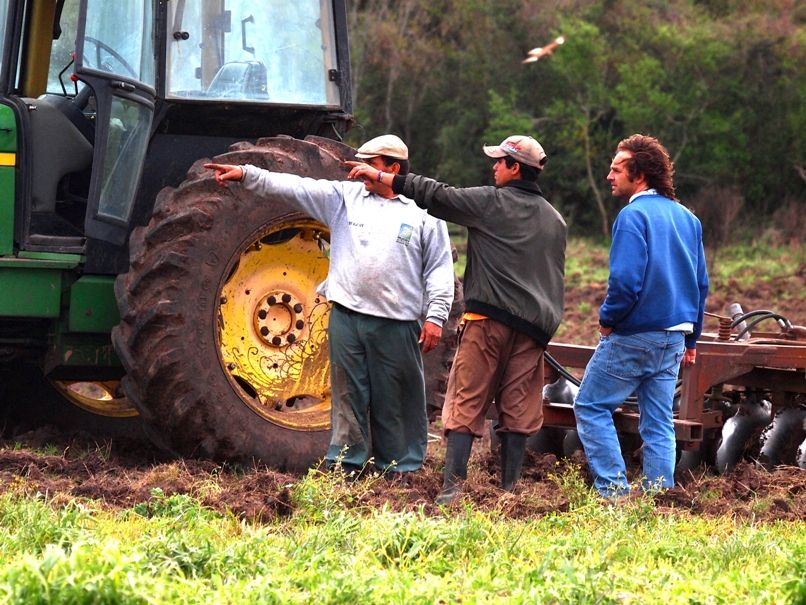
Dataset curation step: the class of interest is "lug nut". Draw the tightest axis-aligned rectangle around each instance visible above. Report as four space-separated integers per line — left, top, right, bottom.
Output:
272 336 282 346
220 296 227 304
296 320 305 330
282 293 292 303
293 303 303 313
260 327 269 336
258 309 267 319
227 363 236 370
267 296 276 305
287 334 296 343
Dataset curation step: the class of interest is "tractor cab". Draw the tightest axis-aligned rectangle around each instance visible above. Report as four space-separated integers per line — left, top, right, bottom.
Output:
0 0 351 257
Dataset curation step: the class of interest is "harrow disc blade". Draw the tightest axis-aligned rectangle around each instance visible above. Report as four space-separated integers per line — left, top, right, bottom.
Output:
715 399 772 473
758 407 806 469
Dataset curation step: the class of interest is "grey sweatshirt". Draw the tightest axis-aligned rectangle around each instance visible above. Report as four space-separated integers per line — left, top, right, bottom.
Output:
240 166 454 325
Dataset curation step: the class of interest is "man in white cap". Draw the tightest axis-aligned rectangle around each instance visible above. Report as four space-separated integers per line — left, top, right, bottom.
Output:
348 134 567 502
205 135 454 481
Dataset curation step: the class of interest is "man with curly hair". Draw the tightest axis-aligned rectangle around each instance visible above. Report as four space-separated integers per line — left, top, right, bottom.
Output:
574 134 709 498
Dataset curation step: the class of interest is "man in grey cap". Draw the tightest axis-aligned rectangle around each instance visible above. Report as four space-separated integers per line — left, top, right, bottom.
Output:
348 134 566 502
205 134 454 481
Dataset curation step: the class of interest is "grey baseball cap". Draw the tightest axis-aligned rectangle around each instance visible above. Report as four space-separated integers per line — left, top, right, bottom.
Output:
483 135 547 169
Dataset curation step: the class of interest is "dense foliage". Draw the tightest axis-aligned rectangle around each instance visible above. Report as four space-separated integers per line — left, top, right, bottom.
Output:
346 0 806 238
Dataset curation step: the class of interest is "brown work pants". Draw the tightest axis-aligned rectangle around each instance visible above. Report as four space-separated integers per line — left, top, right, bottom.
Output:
442 319 545 437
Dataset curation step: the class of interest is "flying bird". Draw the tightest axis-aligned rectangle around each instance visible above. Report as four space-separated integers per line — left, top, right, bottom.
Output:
522 36 565 64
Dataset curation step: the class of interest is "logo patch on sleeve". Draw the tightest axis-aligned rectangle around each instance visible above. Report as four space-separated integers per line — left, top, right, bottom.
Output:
396 223 413 245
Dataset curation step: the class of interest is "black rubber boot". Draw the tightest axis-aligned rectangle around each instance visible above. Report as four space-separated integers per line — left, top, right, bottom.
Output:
500 432 528 491
435 431 474 505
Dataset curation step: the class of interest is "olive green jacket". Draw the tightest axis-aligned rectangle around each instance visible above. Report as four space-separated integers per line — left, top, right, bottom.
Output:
394 174 566 347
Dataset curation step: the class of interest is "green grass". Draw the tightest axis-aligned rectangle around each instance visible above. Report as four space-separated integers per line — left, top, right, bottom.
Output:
707 239 804 290
0 473 804 604
451 235 803 285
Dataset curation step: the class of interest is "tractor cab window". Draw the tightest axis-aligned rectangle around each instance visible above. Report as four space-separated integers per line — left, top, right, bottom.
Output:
0 0 8 74
75 0 156 244
47 0 80 95
47 0 155 95
166 0 340 106
81 0 155 87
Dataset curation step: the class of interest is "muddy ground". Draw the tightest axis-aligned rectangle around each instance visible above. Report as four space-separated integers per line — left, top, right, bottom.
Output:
0 253 803 523
1 424 804 523
558 245 806 346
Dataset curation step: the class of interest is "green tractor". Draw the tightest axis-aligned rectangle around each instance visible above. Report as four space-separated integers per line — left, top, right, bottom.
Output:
0 0 358 469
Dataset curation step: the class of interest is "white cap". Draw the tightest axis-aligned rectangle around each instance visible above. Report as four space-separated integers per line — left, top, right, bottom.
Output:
355 134 409 160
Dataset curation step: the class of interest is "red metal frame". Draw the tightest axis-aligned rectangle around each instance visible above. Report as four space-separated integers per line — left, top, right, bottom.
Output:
543 332 806 448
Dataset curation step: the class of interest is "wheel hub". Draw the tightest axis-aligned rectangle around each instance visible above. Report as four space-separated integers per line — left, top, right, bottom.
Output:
255 290 306 347
218 222 332 430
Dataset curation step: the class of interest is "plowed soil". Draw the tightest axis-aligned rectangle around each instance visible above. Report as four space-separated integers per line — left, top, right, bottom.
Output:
558 245 806 346
1 424 804 522
0 250 804 521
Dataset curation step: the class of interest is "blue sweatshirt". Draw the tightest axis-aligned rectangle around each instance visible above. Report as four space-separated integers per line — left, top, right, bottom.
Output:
599 193 709 349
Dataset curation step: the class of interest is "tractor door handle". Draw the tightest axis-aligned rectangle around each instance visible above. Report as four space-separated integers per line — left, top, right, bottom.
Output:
242 15 255 55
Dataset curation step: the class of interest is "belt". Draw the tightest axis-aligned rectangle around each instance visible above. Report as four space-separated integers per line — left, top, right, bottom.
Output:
333 302 358 315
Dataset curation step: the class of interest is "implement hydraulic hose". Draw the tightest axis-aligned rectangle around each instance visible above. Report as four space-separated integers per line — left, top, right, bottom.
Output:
731 310 792 340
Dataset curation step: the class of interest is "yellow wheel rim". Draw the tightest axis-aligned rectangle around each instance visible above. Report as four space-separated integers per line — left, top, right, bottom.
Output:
52 380 137 417
218 220 331 430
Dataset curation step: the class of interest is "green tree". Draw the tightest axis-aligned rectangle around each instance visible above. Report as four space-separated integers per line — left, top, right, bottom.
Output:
346 0 806 237
541 18 616 237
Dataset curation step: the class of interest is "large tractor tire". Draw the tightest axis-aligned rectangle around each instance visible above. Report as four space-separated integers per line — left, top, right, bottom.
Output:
112 136 357 470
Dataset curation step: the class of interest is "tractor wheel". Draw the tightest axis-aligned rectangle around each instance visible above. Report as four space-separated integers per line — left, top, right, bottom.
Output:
113 136 359 469
114 136 458 469
52 380 135 418
0 364 143 439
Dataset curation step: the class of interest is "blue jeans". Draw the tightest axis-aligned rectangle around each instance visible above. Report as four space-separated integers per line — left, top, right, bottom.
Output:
573 331 685 497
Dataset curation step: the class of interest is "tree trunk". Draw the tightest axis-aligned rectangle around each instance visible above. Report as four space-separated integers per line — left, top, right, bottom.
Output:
582 106 609 238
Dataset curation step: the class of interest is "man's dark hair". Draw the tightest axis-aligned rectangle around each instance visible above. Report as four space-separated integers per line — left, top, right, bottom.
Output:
381 155 409 176
616 134 677 200
502 155 540 183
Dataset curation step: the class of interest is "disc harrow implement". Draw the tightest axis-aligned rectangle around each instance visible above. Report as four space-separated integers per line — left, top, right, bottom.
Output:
540 304 806 473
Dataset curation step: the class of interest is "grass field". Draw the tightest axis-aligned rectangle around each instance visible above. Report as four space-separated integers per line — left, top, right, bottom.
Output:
1 469 804 605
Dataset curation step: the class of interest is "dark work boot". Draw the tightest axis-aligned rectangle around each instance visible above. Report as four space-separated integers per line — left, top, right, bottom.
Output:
435 431 474 505
500 432 528 491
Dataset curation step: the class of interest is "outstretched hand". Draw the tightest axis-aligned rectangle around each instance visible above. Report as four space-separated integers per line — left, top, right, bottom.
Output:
344 160 377 182
204 163 244 187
